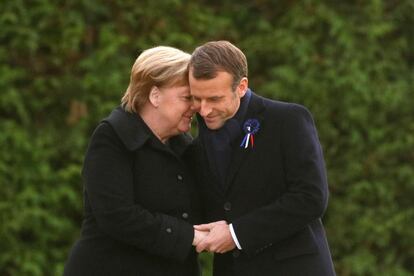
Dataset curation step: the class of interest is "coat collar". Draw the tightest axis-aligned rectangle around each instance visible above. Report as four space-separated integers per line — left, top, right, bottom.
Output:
197 91 266 195
103 106 192 155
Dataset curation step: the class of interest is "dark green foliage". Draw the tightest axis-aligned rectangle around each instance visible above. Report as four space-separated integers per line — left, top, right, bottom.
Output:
0 0 412 275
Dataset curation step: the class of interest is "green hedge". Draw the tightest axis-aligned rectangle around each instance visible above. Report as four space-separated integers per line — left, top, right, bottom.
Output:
1 0 413 275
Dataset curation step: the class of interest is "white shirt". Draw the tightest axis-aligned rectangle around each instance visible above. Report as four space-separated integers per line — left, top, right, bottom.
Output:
229 223 242 249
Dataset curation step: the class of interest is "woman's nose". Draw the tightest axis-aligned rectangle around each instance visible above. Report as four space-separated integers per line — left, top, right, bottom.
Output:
190 100 200 112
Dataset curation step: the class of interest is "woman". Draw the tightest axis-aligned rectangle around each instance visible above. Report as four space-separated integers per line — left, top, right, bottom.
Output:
64 46 205 275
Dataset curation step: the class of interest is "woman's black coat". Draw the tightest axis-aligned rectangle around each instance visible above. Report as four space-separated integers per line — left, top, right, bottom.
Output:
64 107 202 276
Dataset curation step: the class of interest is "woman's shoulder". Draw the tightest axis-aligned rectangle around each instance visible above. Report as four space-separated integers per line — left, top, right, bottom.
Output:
87 121 125 152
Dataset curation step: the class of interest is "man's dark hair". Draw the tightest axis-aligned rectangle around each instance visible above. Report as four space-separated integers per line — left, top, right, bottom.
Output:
189 41 248 91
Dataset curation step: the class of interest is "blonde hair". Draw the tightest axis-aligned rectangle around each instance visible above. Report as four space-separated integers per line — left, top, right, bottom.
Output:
122 46 191 113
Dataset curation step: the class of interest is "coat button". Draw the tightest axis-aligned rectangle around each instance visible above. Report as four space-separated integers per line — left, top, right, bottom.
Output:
182 212 189 219
166 228 172 233
232 250 240 258
224 202 232 211
177 174 183 181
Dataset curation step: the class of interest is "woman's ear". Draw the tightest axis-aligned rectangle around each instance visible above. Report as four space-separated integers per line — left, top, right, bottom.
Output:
149 86 160 107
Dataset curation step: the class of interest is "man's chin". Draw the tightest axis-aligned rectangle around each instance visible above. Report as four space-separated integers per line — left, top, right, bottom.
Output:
205 121 224 130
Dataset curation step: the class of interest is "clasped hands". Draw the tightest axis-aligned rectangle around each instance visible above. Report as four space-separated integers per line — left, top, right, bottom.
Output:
192 220 236 253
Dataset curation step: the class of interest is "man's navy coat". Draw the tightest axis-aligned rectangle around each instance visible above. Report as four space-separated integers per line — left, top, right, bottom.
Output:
193 92 336 275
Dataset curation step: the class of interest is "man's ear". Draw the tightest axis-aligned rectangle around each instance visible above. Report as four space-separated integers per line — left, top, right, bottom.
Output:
149 86 161 107
237 77 248 98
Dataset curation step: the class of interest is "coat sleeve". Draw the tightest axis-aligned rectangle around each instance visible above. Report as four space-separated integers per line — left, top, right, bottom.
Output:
82 122 194 261
231 103 329 255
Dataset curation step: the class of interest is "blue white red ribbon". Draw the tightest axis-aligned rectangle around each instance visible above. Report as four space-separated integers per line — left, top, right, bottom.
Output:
240 119 260 149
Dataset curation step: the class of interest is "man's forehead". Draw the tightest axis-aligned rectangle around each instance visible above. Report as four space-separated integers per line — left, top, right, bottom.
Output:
191 89 223 98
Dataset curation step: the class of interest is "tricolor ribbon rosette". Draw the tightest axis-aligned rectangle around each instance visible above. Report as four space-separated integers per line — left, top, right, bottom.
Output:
240 119 260 149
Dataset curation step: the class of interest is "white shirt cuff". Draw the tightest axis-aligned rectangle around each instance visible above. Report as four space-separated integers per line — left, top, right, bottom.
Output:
229 223 242 250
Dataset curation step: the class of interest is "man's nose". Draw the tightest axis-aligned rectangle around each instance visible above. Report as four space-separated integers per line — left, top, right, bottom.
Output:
199 101 212 117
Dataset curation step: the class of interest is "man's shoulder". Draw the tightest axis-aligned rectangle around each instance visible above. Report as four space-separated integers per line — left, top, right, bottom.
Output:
255 94 311 118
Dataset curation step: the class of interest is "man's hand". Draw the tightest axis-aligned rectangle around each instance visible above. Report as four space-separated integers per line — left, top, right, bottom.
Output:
193 221 236 254
193 229 209 246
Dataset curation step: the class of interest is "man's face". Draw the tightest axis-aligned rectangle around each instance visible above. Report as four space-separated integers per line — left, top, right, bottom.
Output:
189 71 247 130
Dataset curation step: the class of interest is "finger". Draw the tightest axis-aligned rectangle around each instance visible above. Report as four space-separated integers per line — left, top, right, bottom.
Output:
196 241 209 253
194 224 214 231
218 247 230 254
210 244 221 253
215 246 228 254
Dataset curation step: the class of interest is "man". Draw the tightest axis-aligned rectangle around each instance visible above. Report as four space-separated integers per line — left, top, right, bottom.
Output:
189 41 335 275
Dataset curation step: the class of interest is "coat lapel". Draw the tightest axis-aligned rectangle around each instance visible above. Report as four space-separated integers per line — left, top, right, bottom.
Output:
224 93 266 194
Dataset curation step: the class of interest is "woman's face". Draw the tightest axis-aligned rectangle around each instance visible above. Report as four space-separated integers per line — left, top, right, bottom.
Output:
157 85 194 135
